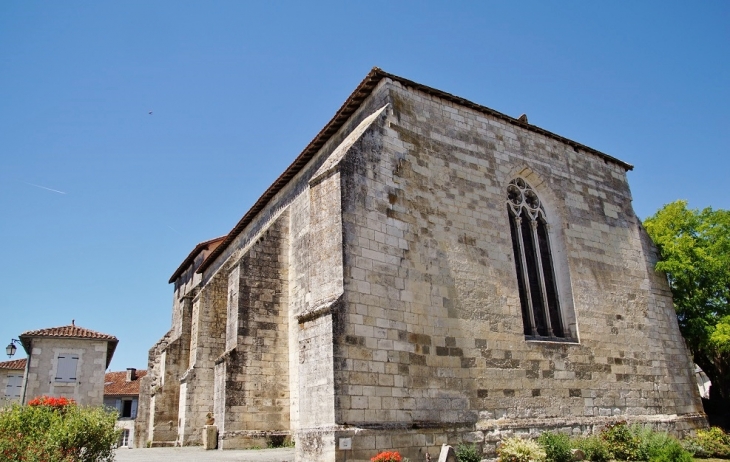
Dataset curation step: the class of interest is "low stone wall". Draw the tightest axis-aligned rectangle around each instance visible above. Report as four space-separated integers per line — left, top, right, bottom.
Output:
218 429 292 450
296 413 706 462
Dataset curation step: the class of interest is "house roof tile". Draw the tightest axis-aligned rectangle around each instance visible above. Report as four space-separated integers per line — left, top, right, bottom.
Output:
20 324 117 341
0 358 26 370
19 323 118 368
103 370 147 396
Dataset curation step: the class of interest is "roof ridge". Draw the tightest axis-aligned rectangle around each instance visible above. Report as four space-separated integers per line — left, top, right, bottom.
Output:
20 324 118 341
196 67 633 275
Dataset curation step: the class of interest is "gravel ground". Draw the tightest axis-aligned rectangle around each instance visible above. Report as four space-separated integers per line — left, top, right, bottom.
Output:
113 447 295 462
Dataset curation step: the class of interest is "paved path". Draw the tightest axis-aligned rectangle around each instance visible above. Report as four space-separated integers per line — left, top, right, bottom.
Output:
114 447 295 462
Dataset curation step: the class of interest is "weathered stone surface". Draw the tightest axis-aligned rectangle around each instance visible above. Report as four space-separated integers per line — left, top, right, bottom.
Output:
203 425 218 450
136 70 706 460
438 444 457 462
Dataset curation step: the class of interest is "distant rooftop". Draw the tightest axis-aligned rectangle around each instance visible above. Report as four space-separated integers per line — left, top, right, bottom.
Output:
104 369 147 396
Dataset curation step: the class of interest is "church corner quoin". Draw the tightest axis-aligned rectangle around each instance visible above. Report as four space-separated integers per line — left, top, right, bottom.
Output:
135 68 707 461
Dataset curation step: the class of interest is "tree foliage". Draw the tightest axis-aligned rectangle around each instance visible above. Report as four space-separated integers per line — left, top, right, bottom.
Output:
644 200 730 400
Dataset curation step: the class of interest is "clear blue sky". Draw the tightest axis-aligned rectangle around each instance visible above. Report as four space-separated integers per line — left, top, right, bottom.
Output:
1 2 728 371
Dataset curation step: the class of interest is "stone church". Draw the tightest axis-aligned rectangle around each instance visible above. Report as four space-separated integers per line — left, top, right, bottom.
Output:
136 68 705 461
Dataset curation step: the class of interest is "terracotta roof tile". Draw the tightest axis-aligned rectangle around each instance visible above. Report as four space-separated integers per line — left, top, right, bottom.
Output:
19 323 118 368
104 370 147 396
0 358 26 370
20 324 117 341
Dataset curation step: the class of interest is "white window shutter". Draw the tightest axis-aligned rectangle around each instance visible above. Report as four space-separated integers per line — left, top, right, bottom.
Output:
115 398 122 413
11 375 22 398
55 355 66 380
55 354 79 382
5 374 22 398
131 399 138 419
68 355 78 380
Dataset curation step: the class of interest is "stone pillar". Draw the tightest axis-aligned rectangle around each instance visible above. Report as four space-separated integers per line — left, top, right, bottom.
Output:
202 425 218 450
177 272 227 446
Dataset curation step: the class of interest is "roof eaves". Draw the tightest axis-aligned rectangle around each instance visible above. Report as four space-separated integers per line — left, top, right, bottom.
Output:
197 68 385 274
168 235 227 283
18 326 118 362
0 358 27 370
106 339 118 369
197 67 633 275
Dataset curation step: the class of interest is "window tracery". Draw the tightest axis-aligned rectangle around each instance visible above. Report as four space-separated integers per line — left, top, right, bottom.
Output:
507 178 566 339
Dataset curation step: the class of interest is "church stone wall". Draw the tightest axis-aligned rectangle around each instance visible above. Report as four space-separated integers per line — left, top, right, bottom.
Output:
177 271 228 445
136 242 217 447
137 73 704 460
330 81 704 461
213 212 291 448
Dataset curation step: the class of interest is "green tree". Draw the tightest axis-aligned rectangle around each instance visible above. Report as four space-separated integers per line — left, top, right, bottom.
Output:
644 200 730 402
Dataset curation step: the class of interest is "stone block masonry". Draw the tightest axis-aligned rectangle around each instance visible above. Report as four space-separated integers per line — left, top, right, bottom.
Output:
137 69 705 460
214 212 291 449
23 338 109 406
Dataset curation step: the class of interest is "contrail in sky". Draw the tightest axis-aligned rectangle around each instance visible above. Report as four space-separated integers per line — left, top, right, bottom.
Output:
24 182 67 195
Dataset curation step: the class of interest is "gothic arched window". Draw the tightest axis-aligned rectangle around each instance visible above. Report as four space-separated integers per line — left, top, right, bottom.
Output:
507 178 565 339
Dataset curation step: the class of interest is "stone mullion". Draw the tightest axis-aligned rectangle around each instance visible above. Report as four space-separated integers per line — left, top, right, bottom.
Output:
530 218 555 337
514 215 538 336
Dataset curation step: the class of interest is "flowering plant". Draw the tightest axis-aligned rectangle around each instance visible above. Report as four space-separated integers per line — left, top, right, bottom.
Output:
27 395 75 410
0 398 117 462
372 451 403 462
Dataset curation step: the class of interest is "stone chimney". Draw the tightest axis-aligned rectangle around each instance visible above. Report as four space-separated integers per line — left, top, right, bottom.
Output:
126 368 136 382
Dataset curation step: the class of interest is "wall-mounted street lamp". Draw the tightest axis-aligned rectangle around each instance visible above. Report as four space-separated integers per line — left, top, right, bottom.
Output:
6 339 20 358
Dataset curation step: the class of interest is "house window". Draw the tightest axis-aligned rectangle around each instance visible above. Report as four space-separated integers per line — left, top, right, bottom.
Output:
5 374 23 398
119 429 130 447
116 398 138 419
55 354 79 383
507 178 566 339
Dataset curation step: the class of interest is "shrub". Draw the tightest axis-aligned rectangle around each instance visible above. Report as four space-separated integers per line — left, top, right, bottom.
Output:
498 436 546 462
538 432 572 462
574 435 611 462
691 427 730 458
648 438 693 462
0 396 118 462
571 423 696 462
623 425 693 462
372 451 403 462
456 443 482 462
601 421 642 460
680 437 705 458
